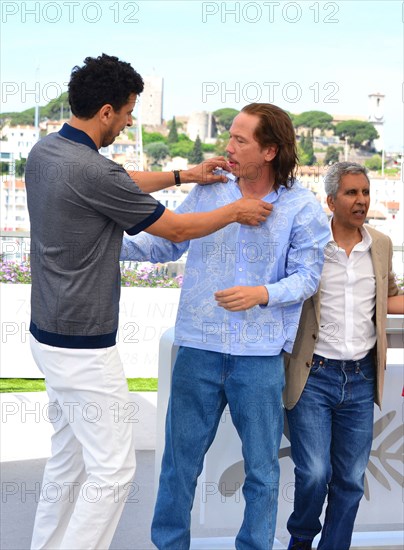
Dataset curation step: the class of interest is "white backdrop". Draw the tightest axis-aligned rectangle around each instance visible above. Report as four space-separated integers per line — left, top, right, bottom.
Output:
0 284 180 378
156 328 404 547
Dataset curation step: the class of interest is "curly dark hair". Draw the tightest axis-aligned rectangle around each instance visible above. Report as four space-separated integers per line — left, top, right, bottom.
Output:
241 103 298 188
68 53 144 118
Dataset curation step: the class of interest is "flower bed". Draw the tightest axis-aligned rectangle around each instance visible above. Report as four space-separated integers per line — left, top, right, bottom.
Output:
0 261 183 288
0 261 31 283
1 260 402 291
121 264 182 288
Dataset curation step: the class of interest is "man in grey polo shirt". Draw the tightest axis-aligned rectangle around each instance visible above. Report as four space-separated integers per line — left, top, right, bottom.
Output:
25 53 271 550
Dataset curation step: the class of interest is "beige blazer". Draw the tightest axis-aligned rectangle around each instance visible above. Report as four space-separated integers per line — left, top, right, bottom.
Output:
284 226 402 410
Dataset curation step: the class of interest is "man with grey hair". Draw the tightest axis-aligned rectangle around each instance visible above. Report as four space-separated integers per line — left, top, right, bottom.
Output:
283 161 403 549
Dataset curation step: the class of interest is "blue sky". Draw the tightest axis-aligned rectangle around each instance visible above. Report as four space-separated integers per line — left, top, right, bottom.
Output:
1 0 403 151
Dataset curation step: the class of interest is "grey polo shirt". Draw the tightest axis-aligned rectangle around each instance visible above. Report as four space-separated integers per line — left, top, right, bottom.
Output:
25 123 165 348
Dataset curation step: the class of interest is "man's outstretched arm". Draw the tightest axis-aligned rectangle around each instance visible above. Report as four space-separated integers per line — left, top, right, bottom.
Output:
144 198 273 242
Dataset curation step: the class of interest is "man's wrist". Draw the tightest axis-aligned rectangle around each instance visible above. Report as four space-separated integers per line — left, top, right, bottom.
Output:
228 202 239 224
259 286 269 306
172 170 182 187
178 168 195 184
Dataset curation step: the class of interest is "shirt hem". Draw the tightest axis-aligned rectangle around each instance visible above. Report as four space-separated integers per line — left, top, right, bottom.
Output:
174 337 287 356
30 321 117 349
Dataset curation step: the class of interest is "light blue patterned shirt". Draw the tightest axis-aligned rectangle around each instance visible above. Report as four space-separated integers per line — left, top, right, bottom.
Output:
121 179 330 355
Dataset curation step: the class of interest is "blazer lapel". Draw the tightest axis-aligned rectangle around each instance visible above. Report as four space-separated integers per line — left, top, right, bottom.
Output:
313 289 321 325
368 227 385 290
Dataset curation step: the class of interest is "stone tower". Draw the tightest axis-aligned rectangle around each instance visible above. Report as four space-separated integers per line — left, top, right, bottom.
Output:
368 92 385 151
141 76 164 126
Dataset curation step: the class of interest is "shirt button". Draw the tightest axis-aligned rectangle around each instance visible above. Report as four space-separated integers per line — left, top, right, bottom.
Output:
238 267 243 272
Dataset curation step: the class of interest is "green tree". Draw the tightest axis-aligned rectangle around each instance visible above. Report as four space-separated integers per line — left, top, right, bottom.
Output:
15 158 27 177
298 133 316 166
1 162 9 174
144 141 169 166
13 92 67 121
168 134 193 158
142 129 166 145
297 145 310 166
169 141 194 159
214 131 230 156
304 135 316 165
364 154 383 171
188 135 204 164
293 111 334 136
202 143 215 153
213 108 239 132
167 119 184 130
3 92 70 126
323 146 340 165
167 116 179 144
2 109 36 126
42 92 70 119
334 120 379 149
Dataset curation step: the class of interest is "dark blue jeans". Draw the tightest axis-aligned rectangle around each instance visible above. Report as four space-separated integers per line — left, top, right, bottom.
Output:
151 346 285 550
286 352 375 550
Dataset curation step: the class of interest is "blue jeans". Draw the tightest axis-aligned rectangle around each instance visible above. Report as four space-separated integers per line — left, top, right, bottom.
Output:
286 352 375 550
151 346 285 550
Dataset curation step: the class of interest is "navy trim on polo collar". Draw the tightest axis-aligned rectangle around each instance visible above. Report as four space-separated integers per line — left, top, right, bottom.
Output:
59 123 98 152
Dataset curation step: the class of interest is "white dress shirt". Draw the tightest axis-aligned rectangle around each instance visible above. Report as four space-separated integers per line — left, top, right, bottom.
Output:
314 223 376 360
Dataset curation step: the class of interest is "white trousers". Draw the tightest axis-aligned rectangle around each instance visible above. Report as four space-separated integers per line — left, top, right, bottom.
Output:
30 336 136 550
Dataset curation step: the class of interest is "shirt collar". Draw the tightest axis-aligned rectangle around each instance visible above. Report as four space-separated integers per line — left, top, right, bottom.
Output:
329 217 373 252
59 123 98 152
233 176 286 202
357 224 373 251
